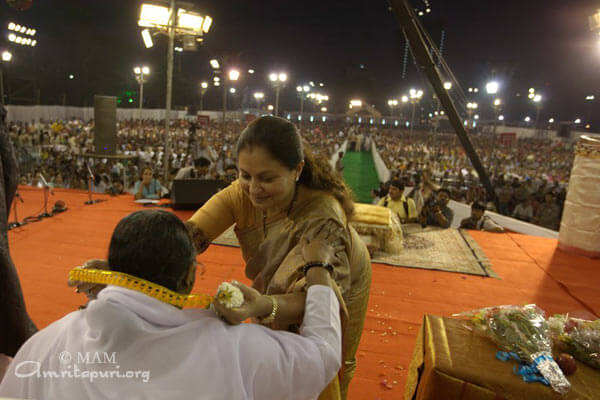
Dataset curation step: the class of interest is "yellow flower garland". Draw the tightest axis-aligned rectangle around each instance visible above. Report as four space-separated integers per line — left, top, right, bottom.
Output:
69 267 213 309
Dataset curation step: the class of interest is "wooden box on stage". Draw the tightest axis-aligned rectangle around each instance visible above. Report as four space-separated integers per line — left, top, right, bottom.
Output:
404 315 600 400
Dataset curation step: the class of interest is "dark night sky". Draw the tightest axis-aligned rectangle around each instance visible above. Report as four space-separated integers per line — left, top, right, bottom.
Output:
1 0 599 125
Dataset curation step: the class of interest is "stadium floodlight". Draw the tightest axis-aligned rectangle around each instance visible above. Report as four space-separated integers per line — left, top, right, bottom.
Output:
486 81 499 94
303 85 310 92
2 51 12 62
474 114 479 120
254 92 264 99
549 118 555 123
349 99 362 108
229 87 236 94
498 115 505 121
141 29 153 48
201 81 208 89
269 73 278 82
586 95 595 100
210 59 220 69
296 86 302 92
574 118 581 124
321 107 327 112
401 95 409 103
533 94 542 103
443 81 452 90
178 9 204 33
278 73 288 82
528 88 535 94
228 69 240 81
138 4 170 28
524 116 531 122
493 98 501 106
8 22 15 31
8 33 16 42
202 16 213 33
267 104 274 111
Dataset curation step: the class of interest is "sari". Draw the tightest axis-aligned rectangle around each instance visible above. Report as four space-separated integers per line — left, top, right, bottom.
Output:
188 180 372 400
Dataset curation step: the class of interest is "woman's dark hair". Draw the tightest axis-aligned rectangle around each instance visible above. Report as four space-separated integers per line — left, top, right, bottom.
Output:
108 210 196 292
236 116 354 216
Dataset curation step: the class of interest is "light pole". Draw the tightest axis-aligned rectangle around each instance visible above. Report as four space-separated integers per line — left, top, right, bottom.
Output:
409 88 423 134
486 81 500 134
0 50 13 106
199 81 208 111
138 2 213 181
133 65 150 111
466 102 478 127
223 69 239 121
296 85 310 115
387 99 398 116
254 92 264 110
269 72 287 117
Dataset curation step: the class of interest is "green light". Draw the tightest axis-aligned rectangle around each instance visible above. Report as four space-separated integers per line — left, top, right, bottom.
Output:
128 98 133 103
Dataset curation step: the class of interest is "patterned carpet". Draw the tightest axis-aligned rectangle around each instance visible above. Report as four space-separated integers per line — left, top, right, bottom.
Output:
212 223 497 278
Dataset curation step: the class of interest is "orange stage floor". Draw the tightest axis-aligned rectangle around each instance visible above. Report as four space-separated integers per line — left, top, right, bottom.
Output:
8 187 600 399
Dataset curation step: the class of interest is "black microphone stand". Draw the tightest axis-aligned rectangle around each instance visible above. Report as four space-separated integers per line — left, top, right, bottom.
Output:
8 191 27 229
85 163 104 205
38 173 53 218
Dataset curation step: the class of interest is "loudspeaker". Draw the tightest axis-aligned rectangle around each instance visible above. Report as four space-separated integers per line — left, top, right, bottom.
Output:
171 179 225 210
94 95 117 155
557 122 572 138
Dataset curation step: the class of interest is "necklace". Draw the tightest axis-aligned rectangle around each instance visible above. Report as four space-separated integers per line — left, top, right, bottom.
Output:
69 267 213 308
263 185 298 239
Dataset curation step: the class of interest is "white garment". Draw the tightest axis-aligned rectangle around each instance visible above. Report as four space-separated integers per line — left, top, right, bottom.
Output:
0 285 341 400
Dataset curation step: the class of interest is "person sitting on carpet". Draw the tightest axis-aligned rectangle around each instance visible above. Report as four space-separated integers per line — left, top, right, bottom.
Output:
133 167 162 200
377 179 417 224
0 209 342 400
460 201 504 233
185 116 372 399
419 188 454 229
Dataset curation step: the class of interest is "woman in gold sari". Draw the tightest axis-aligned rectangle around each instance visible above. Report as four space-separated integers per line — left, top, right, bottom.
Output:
186 116 371 399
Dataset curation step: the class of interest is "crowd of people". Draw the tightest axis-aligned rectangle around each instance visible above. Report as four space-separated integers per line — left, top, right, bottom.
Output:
7 117 574 230
369 128 573 231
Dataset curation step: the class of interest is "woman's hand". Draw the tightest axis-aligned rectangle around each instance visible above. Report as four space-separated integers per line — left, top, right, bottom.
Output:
212 281 272 325
67 259 108 301
300 222 345 266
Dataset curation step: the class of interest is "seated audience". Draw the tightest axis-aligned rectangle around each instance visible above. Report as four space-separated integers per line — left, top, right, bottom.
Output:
534 192 561 230
419 188 454 228
134 167 162 200
460 201 504 233
222 164 238 185
174 157 212 180
0 210 341 399
512 196 534 222
377 179 417 223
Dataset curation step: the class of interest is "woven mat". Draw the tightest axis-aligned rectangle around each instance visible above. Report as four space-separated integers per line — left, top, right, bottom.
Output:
212 224 497 278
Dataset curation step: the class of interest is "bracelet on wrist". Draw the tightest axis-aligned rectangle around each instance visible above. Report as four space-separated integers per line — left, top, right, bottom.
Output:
302 261 334 276
259 295 279 324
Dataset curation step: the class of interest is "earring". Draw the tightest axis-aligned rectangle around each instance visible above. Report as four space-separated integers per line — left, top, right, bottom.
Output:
296 175 300 182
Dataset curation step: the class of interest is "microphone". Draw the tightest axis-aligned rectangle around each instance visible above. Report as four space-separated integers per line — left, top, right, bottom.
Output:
38 173 54 195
